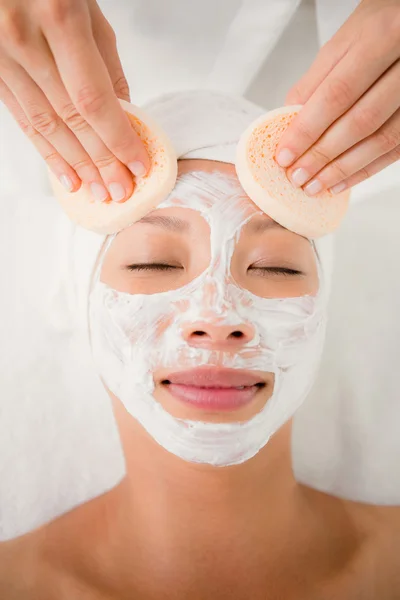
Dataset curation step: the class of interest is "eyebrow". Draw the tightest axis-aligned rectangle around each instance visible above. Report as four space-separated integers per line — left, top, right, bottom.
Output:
138 214 284 234
246 218 285 233
138 214 190 232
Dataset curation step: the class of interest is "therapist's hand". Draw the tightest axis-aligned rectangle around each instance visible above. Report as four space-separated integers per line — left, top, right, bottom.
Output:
0 0 150 202
275 0 400 196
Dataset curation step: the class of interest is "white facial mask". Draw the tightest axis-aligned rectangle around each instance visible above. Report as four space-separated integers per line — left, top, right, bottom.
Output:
89 172 327 467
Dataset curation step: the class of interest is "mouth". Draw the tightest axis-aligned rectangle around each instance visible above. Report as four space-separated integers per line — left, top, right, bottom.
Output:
159 367 267 412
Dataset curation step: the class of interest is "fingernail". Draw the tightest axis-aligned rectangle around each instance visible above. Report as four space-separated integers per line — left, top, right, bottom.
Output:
330 182 347 195
90 182 109 202
291 167 310 187
109 182 126 203
128 161 147 178
60 174 74 192
304 179 323 196
275 148 296 167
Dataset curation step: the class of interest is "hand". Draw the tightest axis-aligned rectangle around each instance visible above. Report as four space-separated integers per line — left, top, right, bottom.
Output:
0 0 150 203
275 0 400 196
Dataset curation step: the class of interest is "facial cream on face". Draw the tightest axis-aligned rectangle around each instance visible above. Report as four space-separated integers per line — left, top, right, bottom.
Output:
89 172 327 467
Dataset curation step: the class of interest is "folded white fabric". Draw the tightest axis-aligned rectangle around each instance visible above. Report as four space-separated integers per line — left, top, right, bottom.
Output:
292 178 400 505
0 195 124 541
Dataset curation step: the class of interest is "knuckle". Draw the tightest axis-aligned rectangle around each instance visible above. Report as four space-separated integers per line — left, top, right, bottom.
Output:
60 103 90 132
75 85 108 116
380 7 400 43
43 150 60 164
113 72 130 100
310 144 331 165
285 84 304 105
29 111 61 137
393 145 400 161
324 77 353 111
0 8 27 46
70 157 95 174
357 166 371 181
17 117 37 138
110 133 141 157
328 160 348 181
93 154 118 170
375 126 400 153
350 105 383 138
40 0 80 24
294 119 316 144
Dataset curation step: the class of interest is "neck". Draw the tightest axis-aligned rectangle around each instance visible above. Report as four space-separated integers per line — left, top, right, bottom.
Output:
41 397 362 599
106 397 305 586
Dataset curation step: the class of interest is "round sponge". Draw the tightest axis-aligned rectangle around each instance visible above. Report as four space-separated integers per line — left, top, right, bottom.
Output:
48 99 178 235
235 105 350 238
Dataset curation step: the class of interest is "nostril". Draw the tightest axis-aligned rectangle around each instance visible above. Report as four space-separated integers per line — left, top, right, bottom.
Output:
184 323 254 344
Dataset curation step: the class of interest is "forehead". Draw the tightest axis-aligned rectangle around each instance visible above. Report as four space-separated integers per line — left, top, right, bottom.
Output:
177 158 235 177
158 163 261 229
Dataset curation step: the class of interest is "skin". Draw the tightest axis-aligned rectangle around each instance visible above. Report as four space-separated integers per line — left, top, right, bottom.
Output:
101 159 319 424
0 0 150 203
276 0 400 196
1 0 398 206
1 161 400 600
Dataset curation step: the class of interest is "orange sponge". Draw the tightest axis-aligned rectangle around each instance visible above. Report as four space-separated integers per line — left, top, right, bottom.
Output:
48 99 178 235
235 105 350 238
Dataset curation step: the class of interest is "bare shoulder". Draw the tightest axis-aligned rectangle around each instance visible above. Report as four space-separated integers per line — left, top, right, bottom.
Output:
0 519 103 600
294 484 400 599
323 502 400 599
0 535 40 599
0 487 115 600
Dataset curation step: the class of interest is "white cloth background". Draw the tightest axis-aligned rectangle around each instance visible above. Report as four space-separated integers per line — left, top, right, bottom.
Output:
293 180 400 504
1 0 400 541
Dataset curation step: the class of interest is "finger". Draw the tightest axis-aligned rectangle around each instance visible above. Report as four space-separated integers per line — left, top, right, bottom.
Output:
285 32 352 105
0 55 110 199
276 36 399 168
329 144 400 194
301 108 400 196
284 0 372 106
286 60 400 187
41 4 150 176
0 74 82 192
8 32 135 203
89 2 130 102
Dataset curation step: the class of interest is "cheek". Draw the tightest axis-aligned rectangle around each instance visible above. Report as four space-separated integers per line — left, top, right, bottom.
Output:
121 298 185 347
154 314 177 339
230 268 319 299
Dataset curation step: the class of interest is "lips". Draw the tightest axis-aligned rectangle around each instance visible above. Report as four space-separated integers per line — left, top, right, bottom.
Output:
160 368 266 411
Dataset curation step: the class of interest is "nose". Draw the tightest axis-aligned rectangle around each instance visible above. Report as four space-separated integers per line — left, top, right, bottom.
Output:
182 320 255 350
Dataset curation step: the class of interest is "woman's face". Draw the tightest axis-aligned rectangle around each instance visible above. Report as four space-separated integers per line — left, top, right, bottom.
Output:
97 160 319 425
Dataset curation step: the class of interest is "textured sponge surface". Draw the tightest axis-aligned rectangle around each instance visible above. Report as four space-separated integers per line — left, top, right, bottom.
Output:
235 105 350 238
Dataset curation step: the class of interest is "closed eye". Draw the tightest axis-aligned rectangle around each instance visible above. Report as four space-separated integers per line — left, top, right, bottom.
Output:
126 265 302 275
126 263 184 272
249 266 303 277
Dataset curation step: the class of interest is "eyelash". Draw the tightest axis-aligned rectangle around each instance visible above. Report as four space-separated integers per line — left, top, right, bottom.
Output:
127 263 182 272
250 266 303 277
126 264 302 276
